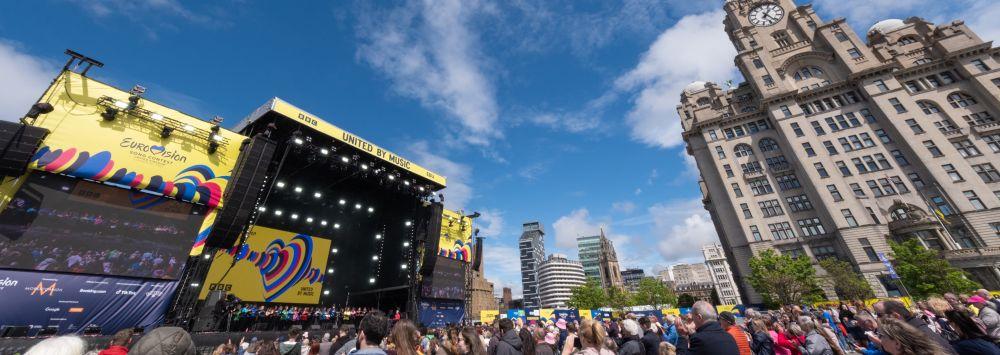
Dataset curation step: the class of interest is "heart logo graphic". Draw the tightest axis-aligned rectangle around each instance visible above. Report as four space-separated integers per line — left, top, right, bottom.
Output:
254 235 316 302
150 145 166 154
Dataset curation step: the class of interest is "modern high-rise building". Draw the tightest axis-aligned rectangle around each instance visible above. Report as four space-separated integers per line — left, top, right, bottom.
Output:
671 263 713 285
621 268 647 291
576 229 624 289
519 222 546 308
537 254 587 308
702 244 744 305
680 0 1000 303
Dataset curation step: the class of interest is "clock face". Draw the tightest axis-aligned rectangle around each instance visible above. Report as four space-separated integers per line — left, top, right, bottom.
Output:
748 3 784 27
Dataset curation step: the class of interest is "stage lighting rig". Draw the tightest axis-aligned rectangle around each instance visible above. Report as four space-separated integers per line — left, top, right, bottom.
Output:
161 126 174 138
22 102 54 124
102 107 119 121
127 85 145 110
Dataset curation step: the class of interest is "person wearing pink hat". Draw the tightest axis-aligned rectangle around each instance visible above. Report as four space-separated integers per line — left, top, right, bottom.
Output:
556 319 568 351
968 295 1000 340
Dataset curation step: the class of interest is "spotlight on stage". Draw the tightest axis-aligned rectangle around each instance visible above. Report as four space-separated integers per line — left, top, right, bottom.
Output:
161 126 174 138
101 107 119 121
127 85 145 110
25 102 54 119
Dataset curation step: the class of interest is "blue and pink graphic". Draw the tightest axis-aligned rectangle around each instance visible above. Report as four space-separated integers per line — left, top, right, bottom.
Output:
227 235 325 302
439 239 472 262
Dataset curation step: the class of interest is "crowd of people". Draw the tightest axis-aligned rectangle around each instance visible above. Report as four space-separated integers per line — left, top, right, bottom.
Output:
218 305 400 332
22 289 1000 355
0 238 183 279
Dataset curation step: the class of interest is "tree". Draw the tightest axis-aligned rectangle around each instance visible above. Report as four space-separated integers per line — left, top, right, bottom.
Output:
819 258 874 301
631 278 677 307
606 286 634 312
567 279 606 310
676 294 696 308
747 249 822 306
890 239 981 299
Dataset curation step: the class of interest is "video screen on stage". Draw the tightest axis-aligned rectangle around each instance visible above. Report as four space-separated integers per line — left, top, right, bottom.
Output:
0 172 206 279
421 256 466 300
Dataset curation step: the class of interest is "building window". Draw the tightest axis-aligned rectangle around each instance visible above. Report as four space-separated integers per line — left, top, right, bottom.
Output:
708 130 718 140
835 32 849 42
860 238 879 262
971 59 991 72
842 209 859 227
889 98 907 113
924 140 943 157
763 75 775 87
800 104 814 115
775 174 801 191
766 155 789 171
993 78 1000 89
786 194 813 212
750 225 762 241
802 143 816 157
759 199 785 217
990 222 1000 237
973 163 1000 183
947 92 977 108
716 146 726 159
943 164 964 182
824 141 838 155
827 184 843 202
890 176 910 194
875 129 891 143
836 161 852 176
890 150 909 166
875 153 892 170
773 31 792 47
815 163 829 178
793 67 825 81
740 203 753 219
811 121 826 135
939 71 957 84
965 191 987 210
732 182 743 197
898 36 918 45
953 140 982 158
873 79 888 92
779 105 791 117
908 173 925 187
791 122 804 137
986 134 1000 153
905 81 922 93
850 183 866 197
904 119 924 134
748 178 774 195
759 139 779 153
917 101 941 114
866 207 881 225
798 218 826 236
812 245 837 259
931 196 954 216
926 76 942 88
734 144 754 157
724 164 734 178
963 111 996 126
742 161 764 174
847 48 862 59
768 222 796 240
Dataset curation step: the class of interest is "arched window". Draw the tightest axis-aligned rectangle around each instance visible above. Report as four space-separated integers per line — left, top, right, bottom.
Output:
773 31 792 47
741 105 758 113
916 101 942 114
947 92 977 108
696 97 712 106
759 138 780 152
734 143 754 157
898 36 918 45
792 66 825 81
890 208 910 221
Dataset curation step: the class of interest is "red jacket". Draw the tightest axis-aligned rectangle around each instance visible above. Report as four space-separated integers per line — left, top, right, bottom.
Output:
99 345 129 355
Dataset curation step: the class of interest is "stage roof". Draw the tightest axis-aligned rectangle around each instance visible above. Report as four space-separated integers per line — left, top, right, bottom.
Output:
236 98 447 188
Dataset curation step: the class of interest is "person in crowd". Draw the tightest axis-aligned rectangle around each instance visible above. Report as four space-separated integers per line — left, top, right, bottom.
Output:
573 319 615 355
491 318 522 355
99 328 134 355
659 315 678 347
852 314 886 355
462 327 488 355
618 319 645 355
798 316 833 355
976 290 1000 311
880 300 957 354
354 310 390 355
318 333 335 355
131 327 197 355
877 318 947 355
926 297 960 342
748 318 773 355
518 327 536 355
389 320 421 355
25 335 88 355
533 327 555 355
718 312 751 355
969 296 1000 340
638 317 661 355
656 343 675 355
279 329 304 355
944 309 1000 355
767 318 798 355
556 319 569 351
673 301 738 354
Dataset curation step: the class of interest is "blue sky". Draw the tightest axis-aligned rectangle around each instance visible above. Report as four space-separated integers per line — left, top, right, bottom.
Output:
1 0 997 297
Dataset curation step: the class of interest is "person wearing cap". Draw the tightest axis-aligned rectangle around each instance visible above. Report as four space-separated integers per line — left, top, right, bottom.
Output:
130 327 197 355
718 312 752 355
970 295 1000 340
556 319 568 351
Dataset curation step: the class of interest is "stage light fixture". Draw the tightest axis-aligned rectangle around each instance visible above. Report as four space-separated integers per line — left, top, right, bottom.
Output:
331 248 339 253
361 164 369 170
321 220 328 226
190 283 200 287
338 199 346 205
291 214 299 220
203 254 211 260
183 125 195 132
276 181 286 188
25 102 54 120
306 217 314 223
320 148 329 155
101 107 118 121
403 241 410 247
211 134 223 142
160 126 174 138
208 141 219 154
404 180 411 186
401 264 407 269
334 223 341 229
355 203 362 209
367 207 374 213
295 187 304 193
405 221 413 227
314 192 322 198
372 255 378 260
113 100 129 109
327 268 334 273
258 207 267 212
341 156 350 163
294 137 304 145
387 174 396 181
418 186 425 192
150 113 164 121
375 234 382 240
369 278 375 284
275 210 283 216
323 290 330 296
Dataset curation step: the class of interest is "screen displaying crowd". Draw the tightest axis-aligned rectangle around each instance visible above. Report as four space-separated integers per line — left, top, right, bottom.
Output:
421 257 466 300
0 172 206 280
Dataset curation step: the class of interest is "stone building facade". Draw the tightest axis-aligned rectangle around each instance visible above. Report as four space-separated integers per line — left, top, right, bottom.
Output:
703 244 744 305
680 0 1000 303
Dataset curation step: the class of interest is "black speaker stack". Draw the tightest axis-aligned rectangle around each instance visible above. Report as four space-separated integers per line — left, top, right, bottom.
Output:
418 202 444 276
0 121 49 177
204 134 277 249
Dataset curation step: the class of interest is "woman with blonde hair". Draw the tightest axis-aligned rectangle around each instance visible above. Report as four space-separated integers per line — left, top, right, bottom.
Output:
564 319 614 355
389 320 422 355
877 318 947 355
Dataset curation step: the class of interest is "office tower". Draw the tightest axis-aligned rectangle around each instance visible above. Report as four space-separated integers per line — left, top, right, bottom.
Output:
519 221 546 308
537 254 587 308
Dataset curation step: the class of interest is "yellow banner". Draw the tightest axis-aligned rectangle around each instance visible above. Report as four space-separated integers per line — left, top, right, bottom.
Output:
199 226 331 304
663 308 681 316
28 71 245 255
716 305 738 314
579 309 593 320
265 98 446 187
480 310 500 323
539 309 555 322
438 209 473 262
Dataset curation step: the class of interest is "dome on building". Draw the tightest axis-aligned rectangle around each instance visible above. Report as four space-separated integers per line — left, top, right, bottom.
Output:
683 81 709 94
868 19 906 34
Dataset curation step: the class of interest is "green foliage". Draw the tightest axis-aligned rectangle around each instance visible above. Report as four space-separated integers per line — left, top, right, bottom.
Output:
890 240 981 299
819 258 874 301
747 249 822 306
676 294 696 308
607 286 635 311
567 279 606 310
631 278 677 307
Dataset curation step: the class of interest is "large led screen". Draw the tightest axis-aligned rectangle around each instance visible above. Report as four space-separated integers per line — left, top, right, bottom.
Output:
0 173 206 279
421 256 466 300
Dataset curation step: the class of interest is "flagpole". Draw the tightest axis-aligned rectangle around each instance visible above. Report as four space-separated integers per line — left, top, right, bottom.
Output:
914 184 958 249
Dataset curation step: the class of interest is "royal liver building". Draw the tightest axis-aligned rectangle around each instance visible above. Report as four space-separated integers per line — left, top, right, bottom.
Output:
680 0 1000 303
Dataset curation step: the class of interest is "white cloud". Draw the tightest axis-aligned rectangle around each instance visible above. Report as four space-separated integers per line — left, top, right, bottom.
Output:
649 199 720 263
407 141 474 210
356 0 500 146
552 209 602 249
517 162 547 181
482 243 523 297
956 0 1000 43
611 201 637 214
476 209 504 238
0 42 54 122
808 0 999 44
615 10 738 149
